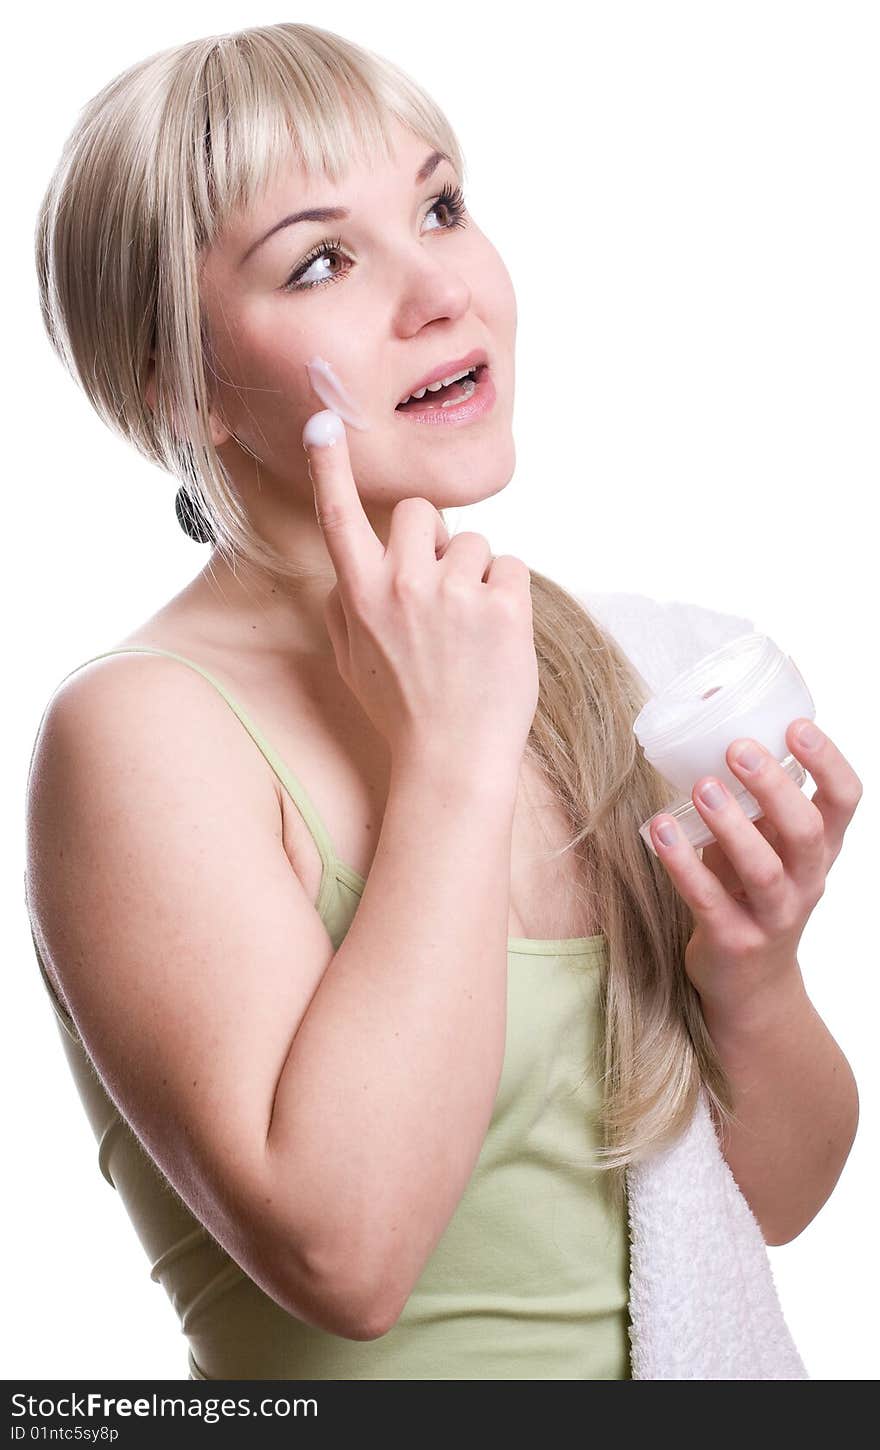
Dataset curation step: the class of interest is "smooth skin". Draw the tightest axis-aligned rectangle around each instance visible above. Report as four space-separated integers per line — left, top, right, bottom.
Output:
148 114 518 659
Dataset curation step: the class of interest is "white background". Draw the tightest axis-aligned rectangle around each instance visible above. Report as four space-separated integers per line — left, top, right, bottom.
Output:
4 0 876 1380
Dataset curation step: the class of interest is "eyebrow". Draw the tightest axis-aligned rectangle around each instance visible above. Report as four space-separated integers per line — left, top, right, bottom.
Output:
238 150 450 268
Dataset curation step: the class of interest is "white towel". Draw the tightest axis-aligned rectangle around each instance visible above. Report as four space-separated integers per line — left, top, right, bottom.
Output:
579 591 809 1380
625 1086 808 1378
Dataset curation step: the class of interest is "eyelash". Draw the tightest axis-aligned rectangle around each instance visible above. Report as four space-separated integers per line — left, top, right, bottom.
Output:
282 182 469 293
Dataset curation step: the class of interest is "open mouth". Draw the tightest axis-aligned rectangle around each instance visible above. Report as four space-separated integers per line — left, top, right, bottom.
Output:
395 364 488 415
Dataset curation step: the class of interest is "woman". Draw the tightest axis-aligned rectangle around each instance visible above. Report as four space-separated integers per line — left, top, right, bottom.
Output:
25 22 860 1380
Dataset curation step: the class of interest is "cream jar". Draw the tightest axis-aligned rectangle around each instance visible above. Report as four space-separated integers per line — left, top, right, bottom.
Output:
633 633 816 855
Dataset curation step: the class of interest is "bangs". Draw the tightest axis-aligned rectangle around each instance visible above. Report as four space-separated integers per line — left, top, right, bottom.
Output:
186 26 464 253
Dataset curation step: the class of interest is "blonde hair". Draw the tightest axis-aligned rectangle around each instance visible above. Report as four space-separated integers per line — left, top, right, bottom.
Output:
34 21 735 1210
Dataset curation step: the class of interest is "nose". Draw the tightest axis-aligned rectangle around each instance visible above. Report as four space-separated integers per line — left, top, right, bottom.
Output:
391 248 472 336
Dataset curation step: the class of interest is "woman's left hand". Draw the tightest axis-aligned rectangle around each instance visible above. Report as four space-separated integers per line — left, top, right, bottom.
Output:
649 719 863 1025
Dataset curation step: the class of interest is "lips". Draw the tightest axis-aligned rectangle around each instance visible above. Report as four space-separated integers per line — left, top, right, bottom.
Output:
394 348 489 409
394 364 496 426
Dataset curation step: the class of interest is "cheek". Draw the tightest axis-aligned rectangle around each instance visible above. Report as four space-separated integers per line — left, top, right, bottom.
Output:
216 328 319 427
477 241 517 334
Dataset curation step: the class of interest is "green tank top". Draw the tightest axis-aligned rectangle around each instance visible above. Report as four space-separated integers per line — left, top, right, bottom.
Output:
25 647 631 1380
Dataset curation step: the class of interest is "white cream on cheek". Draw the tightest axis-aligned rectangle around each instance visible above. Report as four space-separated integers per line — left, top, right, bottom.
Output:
305 356 370 431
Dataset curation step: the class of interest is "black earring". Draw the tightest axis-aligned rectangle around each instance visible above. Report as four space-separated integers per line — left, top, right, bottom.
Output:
175 485 215 544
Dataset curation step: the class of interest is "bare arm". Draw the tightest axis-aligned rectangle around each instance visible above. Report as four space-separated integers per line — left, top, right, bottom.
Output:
648 714 863 1247
703 974 859 1246
27 663 516 1342
28 638 528 1343
284 411 540 1330
28 419 536 1346
266 745 517 1331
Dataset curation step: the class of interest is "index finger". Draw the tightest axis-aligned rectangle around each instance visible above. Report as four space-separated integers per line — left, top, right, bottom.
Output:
302 409 384 584
784 719 864 869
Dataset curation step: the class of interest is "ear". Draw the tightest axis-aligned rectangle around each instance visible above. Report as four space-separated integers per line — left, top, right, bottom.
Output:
145 356 231 449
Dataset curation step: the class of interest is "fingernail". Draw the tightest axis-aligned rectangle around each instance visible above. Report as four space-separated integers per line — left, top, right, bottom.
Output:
302 410 345 450
796 721 822 750
732 741 764 772
652 817 678 848
698 779 727 810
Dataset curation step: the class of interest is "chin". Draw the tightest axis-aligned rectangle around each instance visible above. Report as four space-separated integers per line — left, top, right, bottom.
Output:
437 474 514 511
352 424 515 511
425 433 517 509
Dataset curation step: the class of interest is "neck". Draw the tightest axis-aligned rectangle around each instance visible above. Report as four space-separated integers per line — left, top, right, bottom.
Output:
190 549 338 659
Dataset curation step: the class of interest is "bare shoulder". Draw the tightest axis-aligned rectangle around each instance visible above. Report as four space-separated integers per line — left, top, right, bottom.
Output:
24 643 357 1327
25 647 286 1001
29 645 284 827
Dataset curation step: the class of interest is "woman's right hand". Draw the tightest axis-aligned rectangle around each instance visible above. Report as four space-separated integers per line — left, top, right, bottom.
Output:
303 412 539 777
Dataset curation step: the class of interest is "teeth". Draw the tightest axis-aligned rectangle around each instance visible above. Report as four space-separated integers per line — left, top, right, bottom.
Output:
441 376 476 407
398 365 479 406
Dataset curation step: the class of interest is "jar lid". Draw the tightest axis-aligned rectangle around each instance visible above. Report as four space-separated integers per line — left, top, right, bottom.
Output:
633 633 786 754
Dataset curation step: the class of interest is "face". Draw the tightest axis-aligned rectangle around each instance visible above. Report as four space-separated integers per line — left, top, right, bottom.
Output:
197 115 517 538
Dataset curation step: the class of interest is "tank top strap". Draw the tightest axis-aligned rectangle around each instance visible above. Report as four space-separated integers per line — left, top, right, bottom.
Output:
38 646 343 886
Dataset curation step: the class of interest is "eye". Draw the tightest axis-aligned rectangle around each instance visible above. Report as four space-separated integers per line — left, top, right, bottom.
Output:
423 181 468 234
282 182 469 293
282 235 349 293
